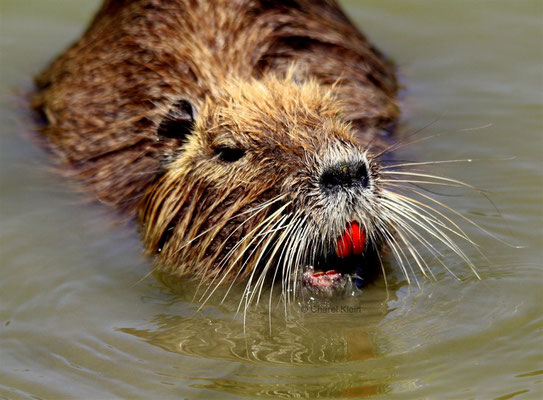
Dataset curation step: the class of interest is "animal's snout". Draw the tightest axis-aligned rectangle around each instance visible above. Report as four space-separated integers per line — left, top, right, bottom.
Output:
319 160 369 192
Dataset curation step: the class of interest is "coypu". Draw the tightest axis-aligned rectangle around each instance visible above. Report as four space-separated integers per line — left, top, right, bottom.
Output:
32 0 478 301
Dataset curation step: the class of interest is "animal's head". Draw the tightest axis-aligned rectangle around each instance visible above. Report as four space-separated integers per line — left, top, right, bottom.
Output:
141 72 482 302
141 74 388 299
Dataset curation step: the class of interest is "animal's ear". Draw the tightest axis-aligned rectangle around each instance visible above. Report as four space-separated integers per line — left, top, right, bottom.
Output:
157 99 195 140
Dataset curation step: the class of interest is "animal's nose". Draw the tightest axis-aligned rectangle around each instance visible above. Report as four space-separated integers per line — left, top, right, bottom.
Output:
319 161 369 191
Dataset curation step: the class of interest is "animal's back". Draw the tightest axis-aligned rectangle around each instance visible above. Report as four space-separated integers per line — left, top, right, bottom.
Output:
32 0 398 214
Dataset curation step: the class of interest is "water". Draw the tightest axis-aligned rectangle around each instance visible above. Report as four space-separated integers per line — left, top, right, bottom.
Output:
1 0 542 398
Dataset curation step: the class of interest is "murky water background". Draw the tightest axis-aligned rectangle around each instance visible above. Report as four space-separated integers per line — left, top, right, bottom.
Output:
1 1 542 398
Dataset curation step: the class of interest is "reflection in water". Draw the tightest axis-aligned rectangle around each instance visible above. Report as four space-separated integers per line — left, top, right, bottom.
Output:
120 312 390 397
120 275 402 397
188 375 384 399
121 312 378 365
125 271 400 365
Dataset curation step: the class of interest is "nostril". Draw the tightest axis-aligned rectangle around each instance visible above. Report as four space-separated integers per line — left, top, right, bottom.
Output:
319 161 369 192
354 162 369 188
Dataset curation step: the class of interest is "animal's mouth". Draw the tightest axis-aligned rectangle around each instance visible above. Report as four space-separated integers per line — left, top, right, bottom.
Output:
301 221 371 298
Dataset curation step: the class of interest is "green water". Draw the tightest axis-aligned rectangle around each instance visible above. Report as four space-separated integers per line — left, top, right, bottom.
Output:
1 1 542 399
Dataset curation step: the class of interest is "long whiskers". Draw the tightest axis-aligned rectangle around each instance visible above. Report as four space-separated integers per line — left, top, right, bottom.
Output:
196 201 292 309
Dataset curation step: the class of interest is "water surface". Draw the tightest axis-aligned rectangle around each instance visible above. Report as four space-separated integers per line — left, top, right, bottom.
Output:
1 0 542 398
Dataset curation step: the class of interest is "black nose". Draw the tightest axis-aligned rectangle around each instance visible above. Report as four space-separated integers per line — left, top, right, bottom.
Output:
319 161 369 192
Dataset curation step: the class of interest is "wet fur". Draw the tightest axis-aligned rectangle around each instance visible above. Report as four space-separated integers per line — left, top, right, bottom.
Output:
32 1 401 286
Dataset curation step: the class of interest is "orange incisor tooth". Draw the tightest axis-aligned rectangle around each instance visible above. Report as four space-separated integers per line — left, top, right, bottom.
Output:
336 231 352 258
351 221 366 255
335 221 366 258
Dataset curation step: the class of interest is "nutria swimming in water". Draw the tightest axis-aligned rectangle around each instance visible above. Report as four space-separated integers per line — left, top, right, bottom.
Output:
32 0 479 301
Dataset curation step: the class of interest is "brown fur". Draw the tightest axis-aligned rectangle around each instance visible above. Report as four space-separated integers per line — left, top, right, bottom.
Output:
32 0 399 283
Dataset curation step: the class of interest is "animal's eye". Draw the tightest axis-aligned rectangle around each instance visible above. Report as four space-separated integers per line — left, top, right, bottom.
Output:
215 146 246 162
157 99 194 140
